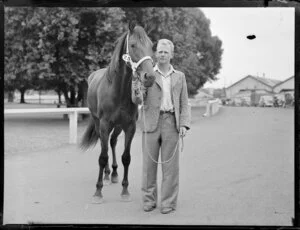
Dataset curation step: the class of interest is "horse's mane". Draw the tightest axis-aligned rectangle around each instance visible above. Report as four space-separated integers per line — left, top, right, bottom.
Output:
106 26 153 83
130 26 153 49
106 32 128 83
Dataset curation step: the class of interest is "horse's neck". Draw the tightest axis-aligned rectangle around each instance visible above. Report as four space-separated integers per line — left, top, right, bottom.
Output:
112 62 132 101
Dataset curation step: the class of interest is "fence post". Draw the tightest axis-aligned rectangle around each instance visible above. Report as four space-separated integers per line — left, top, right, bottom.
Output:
209 101 213 116
69 110 78 144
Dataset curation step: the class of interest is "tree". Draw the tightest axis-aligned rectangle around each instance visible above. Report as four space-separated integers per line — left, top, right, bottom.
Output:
36 7 126 107
122 7 223 96
5 7 126 106
5 7 222 104
72 8 126 107
35 7 81 106
5 7 43 103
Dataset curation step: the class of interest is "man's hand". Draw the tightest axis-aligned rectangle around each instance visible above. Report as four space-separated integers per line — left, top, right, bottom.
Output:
143 73 155 88
179 127 187 137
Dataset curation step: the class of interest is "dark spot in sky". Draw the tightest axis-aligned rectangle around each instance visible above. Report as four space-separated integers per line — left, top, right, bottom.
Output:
247 35 256 40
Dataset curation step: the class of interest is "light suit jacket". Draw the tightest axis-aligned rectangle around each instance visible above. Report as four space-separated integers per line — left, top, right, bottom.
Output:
132 69 191 133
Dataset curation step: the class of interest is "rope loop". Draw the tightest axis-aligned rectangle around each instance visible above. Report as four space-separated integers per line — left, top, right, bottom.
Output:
141 97 183 165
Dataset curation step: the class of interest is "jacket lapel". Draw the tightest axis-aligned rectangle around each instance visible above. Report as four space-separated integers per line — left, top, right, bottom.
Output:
155 72 163 89
171 72 180 91
170 72 178 102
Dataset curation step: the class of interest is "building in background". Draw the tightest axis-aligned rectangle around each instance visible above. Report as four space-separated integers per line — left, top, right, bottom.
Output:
225 75 281 98
273 76 294 94
223 75 294 107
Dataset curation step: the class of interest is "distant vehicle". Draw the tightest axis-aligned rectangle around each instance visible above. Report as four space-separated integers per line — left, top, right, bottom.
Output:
259 95 274 107
233 98 242 106
241 97 251 107
273 94 285 107
227 99 234 106
284 92 294 107
220 98 230 105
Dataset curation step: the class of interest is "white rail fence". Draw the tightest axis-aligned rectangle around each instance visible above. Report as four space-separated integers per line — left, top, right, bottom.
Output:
4 108 90 144
5 102 221 145
203 99 221 117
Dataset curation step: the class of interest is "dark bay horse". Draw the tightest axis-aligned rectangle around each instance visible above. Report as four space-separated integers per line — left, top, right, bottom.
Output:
80 23 155 204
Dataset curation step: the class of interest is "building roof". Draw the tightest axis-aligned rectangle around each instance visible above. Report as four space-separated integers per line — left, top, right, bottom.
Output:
226 75 281 90
255 76 281 87
272 76 294 89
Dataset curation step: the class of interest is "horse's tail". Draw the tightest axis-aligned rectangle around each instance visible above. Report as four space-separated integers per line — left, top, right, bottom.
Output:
80 117 99 151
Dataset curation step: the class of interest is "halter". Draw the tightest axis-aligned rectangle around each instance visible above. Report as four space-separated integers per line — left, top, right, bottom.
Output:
122 33 153 74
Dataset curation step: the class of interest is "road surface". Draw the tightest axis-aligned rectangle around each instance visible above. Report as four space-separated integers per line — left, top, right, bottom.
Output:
4 106 294 226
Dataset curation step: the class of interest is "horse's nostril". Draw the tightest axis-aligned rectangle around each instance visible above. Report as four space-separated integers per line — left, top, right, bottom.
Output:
145 72 154 80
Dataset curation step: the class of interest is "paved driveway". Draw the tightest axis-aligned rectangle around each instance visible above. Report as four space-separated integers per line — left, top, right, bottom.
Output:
4 107 294 226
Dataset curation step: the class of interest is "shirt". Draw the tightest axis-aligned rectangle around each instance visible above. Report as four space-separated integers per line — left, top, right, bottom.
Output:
154 64 175 112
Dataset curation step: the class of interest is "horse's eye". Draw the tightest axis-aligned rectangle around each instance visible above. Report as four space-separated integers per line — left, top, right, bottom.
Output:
131 44 135 48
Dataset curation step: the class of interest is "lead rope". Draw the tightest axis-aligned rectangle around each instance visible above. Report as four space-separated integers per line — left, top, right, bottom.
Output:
122 33 182 163
140 96 184 164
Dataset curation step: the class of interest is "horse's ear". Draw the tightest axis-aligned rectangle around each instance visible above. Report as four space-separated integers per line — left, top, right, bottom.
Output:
152 41 158 52
128 21 136 32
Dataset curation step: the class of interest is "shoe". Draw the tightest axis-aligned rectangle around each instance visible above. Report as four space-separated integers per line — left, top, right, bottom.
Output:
161 207 175 214
143 204 156 212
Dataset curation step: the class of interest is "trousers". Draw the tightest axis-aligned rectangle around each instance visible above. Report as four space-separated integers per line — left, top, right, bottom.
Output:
141 112 180 209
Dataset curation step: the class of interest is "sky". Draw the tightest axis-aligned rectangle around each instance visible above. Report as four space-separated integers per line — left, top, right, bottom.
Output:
200 8 294 89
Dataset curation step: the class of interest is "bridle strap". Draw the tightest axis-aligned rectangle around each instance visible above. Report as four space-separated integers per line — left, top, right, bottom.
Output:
122 33 153 73
131 56 153 72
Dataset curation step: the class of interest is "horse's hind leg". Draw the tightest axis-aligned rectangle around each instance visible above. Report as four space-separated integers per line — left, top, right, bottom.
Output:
120 122 136 202
110 125 122 183
93 118 111 186
103 126 122 185
92 119 113 204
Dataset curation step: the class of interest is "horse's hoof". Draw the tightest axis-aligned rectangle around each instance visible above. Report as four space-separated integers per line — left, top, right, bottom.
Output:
121 194 132 202
103 179 111 186
91 196 104 204
111 176 118 184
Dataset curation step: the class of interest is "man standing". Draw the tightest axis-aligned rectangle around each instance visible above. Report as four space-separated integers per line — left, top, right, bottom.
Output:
132 39 191 214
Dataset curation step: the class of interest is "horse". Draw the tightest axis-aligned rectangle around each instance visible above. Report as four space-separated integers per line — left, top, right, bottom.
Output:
80 23 155 204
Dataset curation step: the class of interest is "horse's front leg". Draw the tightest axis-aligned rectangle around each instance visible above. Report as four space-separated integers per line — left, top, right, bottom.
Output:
110 125 122 183
103 163 111 186
92 119 113 204
120 122 136 202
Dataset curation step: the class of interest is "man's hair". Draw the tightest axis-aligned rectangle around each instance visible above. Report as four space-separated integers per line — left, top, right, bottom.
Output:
157 39 174 54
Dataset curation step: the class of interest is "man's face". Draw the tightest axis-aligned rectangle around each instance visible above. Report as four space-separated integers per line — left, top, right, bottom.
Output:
155 43 173 65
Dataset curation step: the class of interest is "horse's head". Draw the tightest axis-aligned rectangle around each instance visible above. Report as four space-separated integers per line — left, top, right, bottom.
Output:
123 22 155 88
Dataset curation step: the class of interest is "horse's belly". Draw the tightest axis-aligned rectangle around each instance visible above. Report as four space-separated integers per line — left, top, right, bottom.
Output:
118 107 138 124
105 106 137 126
